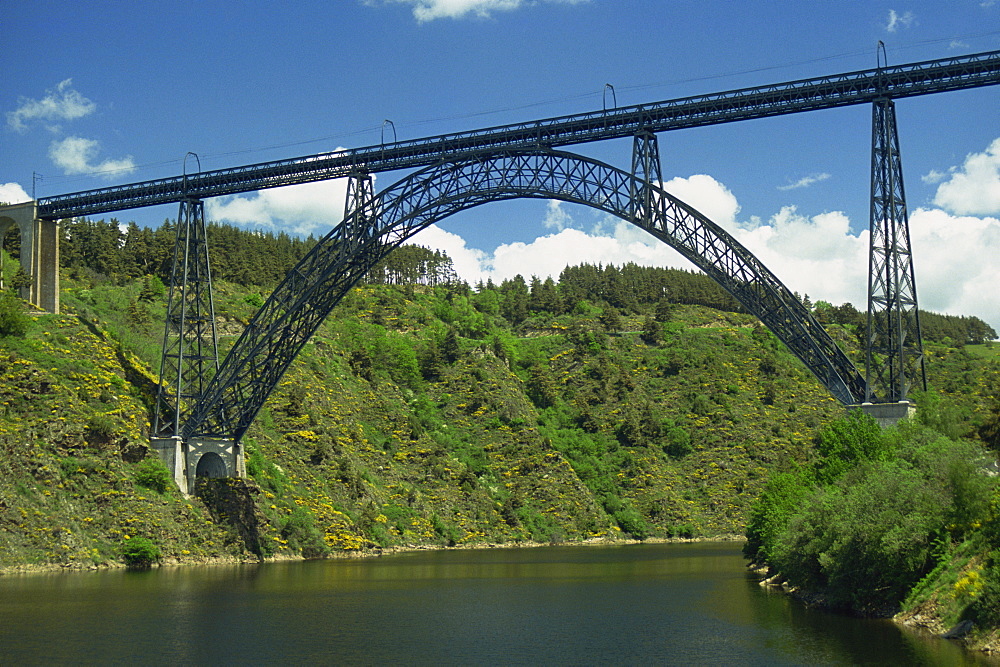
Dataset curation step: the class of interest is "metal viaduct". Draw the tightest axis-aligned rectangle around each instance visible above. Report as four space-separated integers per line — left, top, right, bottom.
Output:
2 48 999 491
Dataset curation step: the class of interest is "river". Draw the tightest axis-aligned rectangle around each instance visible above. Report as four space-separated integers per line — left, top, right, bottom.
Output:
0 541 991 665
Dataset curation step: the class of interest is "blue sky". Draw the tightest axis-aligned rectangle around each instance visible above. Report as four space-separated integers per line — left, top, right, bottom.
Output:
3 0 1000 327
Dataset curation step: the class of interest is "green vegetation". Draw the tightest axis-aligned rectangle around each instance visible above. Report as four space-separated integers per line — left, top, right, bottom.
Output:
744 402 1000 654
747 413 995 610
120 536 161 568
134 458 172 494
0 291 29 337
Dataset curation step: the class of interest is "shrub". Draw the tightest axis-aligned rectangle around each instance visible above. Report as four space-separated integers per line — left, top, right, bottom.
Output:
771 448 987 611
750 418 1000 613
670 523 696 539
430 513 461 546
812 410 889 483
121 537 161 568
86 413 118 442
663 425 692 459
0 292 28 337
969 561 1000 626
768 464 920 609
134 458 172 493
613 507 649 540
243 292 264 308
60 456 101 479
281 507 329 558
743 468 812 562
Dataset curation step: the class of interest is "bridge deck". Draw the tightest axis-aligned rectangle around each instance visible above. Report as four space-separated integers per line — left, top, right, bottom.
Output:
35 49 1000 221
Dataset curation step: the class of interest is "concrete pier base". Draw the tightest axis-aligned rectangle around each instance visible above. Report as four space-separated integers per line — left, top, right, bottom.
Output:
848 401 916 429
150 436 188 493
149 436 245 495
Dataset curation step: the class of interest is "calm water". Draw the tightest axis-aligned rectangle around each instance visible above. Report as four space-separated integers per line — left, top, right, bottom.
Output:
0 542 991 665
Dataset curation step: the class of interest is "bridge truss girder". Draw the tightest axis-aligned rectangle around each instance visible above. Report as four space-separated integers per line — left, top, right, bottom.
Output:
35 49 1000 221
181 148 867 442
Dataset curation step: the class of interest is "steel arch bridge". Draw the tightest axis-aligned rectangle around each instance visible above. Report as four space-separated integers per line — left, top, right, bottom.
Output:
182 146 866 442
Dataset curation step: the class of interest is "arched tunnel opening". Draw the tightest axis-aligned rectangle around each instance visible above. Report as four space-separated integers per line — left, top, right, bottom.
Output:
195 451 228 478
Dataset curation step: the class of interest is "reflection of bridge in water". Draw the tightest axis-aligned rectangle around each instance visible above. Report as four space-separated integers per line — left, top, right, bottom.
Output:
2 48 999 492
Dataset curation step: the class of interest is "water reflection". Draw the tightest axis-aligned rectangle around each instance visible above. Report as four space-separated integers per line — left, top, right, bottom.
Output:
0 542 991 665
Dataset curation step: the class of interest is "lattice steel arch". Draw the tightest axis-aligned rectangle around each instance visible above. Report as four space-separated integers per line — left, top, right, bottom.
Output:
183 148 867 442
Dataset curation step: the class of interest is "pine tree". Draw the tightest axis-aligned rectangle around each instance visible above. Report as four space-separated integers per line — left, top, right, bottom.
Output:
442 328 460 363
641 315 661 345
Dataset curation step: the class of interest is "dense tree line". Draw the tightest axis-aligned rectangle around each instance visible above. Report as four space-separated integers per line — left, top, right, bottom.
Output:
465 263 747 327
59 217 316 288
557 263 744 314
47 217 998 343
365 245 459 286
814 300 997 346
58 218 464 292
918 310 997 346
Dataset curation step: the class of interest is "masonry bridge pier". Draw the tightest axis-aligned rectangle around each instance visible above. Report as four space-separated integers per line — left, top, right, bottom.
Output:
0 202 60 313
3 48 1000 491
149 436 244 496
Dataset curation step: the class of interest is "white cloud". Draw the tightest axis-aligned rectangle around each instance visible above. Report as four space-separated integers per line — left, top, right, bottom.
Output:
885 9 915 32
7 79 96 133
909 207 1000 322
0 183 31 205
207 178 352 236
931 137 1000 215
661 174 740 230
542 199 573 230
921 169 947 185
777 172 830 191
48 136 136 178
372 0 587 22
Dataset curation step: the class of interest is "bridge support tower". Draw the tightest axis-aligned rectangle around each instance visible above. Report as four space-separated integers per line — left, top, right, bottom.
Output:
150 197 243 492
853 93 926 428
0 201 60 313
865 97 925 404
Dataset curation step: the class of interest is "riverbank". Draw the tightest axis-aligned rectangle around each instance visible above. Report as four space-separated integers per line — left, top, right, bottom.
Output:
751 562 1000 660
0 533 746 577
896 595 1000 658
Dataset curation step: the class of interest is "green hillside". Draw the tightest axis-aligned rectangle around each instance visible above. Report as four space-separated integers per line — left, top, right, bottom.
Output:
0 225 857 568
